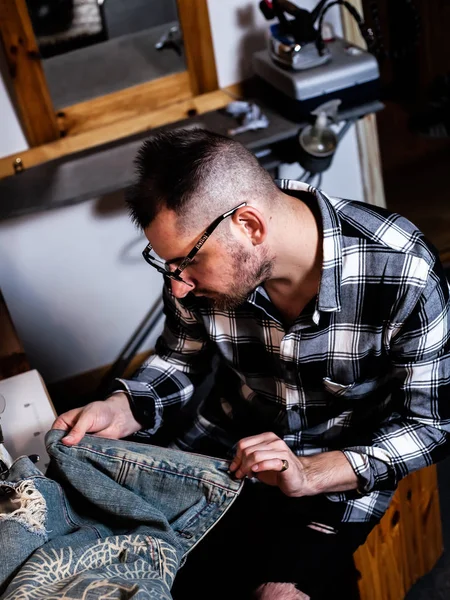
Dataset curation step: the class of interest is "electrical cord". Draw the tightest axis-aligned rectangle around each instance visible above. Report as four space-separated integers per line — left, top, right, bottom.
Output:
96 296 165 398
297 171 324 187
305 172 318 185
316 172 323 188
316 0 379 60
310 0 334 24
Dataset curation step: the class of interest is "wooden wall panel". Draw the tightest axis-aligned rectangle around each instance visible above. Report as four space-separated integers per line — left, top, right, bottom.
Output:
0 0 59 146
177 0 218 95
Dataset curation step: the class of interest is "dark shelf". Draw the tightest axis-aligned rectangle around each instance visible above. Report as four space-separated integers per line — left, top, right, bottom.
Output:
0 96 383 221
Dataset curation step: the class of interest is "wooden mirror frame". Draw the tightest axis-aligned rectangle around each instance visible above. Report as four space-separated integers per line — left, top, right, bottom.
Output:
0 0 238 178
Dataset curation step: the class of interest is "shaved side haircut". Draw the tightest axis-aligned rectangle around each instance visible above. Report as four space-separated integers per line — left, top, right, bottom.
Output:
126 128 279 235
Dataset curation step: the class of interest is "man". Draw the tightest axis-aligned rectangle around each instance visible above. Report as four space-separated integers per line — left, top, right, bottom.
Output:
52 128 450 599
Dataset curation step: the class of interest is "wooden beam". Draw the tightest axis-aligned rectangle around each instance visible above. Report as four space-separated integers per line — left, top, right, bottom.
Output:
340 1 386 208
0 84 242 179
0 0 60 146
58 71 193 138
177 0 218 95
352 112 387 209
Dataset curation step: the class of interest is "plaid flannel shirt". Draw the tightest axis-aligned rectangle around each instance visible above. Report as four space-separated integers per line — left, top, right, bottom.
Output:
117 180 450 523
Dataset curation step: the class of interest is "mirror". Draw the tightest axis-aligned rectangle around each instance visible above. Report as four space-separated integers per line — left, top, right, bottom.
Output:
25 0 186 108
0 0 218 176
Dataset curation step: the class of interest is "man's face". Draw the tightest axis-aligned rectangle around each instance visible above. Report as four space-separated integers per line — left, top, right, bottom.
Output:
194 242 273 310
145 207 273 309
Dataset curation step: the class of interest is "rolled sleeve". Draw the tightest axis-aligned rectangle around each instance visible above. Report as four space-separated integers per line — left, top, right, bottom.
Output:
344 262 450 493
115 285 214 432
342 450 372 493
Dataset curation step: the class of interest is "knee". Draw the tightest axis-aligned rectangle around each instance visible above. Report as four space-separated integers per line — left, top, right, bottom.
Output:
253 582 310 600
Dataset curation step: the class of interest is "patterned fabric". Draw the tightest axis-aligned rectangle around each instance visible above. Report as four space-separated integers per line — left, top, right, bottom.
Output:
0 430 242 599
117 180 450 523
2 535 179 600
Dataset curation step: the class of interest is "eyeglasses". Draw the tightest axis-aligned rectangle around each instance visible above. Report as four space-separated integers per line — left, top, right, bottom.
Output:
142 202 247 287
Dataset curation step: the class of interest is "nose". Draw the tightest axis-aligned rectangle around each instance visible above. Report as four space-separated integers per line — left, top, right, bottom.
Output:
170 276 194 298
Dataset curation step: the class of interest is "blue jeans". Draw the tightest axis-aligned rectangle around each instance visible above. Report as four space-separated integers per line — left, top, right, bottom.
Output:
0 429 243 599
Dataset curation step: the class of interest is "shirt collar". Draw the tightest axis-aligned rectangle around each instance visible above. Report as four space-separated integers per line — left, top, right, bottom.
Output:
181 179 343 319
275 179 343 314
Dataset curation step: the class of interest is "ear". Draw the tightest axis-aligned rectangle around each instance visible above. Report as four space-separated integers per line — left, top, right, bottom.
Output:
231 206 267 246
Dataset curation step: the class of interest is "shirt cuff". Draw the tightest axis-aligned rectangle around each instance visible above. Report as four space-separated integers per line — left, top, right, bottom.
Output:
114 379 157 431
342 447 399 493
342 450 373 494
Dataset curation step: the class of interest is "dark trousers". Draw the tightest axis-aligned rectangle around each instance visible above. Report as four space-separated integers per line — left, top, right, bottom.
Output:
172 481 377 600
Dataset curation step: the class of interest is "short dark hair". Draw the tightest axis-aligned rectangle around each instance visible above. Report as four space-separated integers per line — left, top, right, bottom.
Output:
126 127 278 231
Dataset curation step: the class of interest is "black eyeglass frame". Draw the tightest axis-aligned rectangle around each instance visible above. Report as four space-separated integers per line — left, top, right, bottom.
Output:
142 202 247 287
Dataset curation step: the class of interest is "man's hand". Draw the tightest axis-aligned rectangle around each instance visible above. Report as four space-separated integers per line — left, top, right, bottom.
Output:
229 432 358 497
51 392 142 446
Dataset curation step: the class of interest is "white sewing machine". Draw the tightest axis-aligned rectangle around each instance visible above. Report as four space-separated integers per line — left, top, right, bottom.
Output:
0 370 57 474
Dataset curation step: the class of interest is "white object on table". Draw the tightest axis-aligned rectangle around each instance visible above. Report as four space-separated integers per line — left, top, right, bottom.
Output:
0 370 57 473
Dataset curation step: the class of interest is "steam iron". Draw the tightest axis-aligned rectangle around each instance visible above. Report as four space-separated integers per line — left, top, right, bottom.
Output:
259 0 333 71
254 0 381 120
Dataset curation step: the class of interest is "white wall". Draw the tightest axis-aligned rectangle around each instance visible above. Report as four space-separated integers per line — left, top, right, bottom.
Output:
0 45 28 157
0 197 165 382
0 1 364 385
0 38 165 384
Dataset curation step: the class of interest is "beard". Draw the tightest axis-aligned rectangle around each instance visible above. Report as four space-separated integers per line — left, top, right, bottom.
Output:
205 245 274 310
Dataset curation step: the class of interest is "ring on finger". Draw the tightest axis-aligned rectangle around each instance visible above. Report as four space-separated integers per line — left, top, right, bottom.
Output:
280 459 289 472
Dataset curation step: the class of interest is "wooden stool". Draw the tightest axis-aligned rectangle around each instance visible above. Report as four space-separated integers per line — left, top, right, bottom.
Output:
354 465 443 599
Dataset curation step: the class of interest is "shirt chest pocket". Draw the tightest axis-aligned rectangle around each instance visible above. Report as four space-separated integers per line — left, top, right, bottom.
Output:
323 377 382 400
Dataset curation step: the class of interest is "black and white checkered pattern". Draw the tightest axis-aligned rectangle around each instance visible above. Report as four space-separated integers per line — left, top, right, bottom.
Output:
117 180 450 523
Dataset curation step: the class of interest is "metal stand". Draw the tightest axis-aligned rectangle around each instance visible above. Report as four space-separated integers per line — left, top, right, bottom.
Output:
96 295 164 398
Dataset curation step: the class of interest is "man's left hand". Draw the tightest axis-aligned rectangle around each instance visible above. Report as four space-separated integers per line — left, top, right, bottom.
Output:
229 432 359 497
229 432 313 497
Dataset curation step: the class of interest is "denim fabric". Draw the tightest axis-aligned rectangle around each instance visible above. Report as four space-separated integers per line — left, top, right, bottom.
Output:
0 429 243 599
